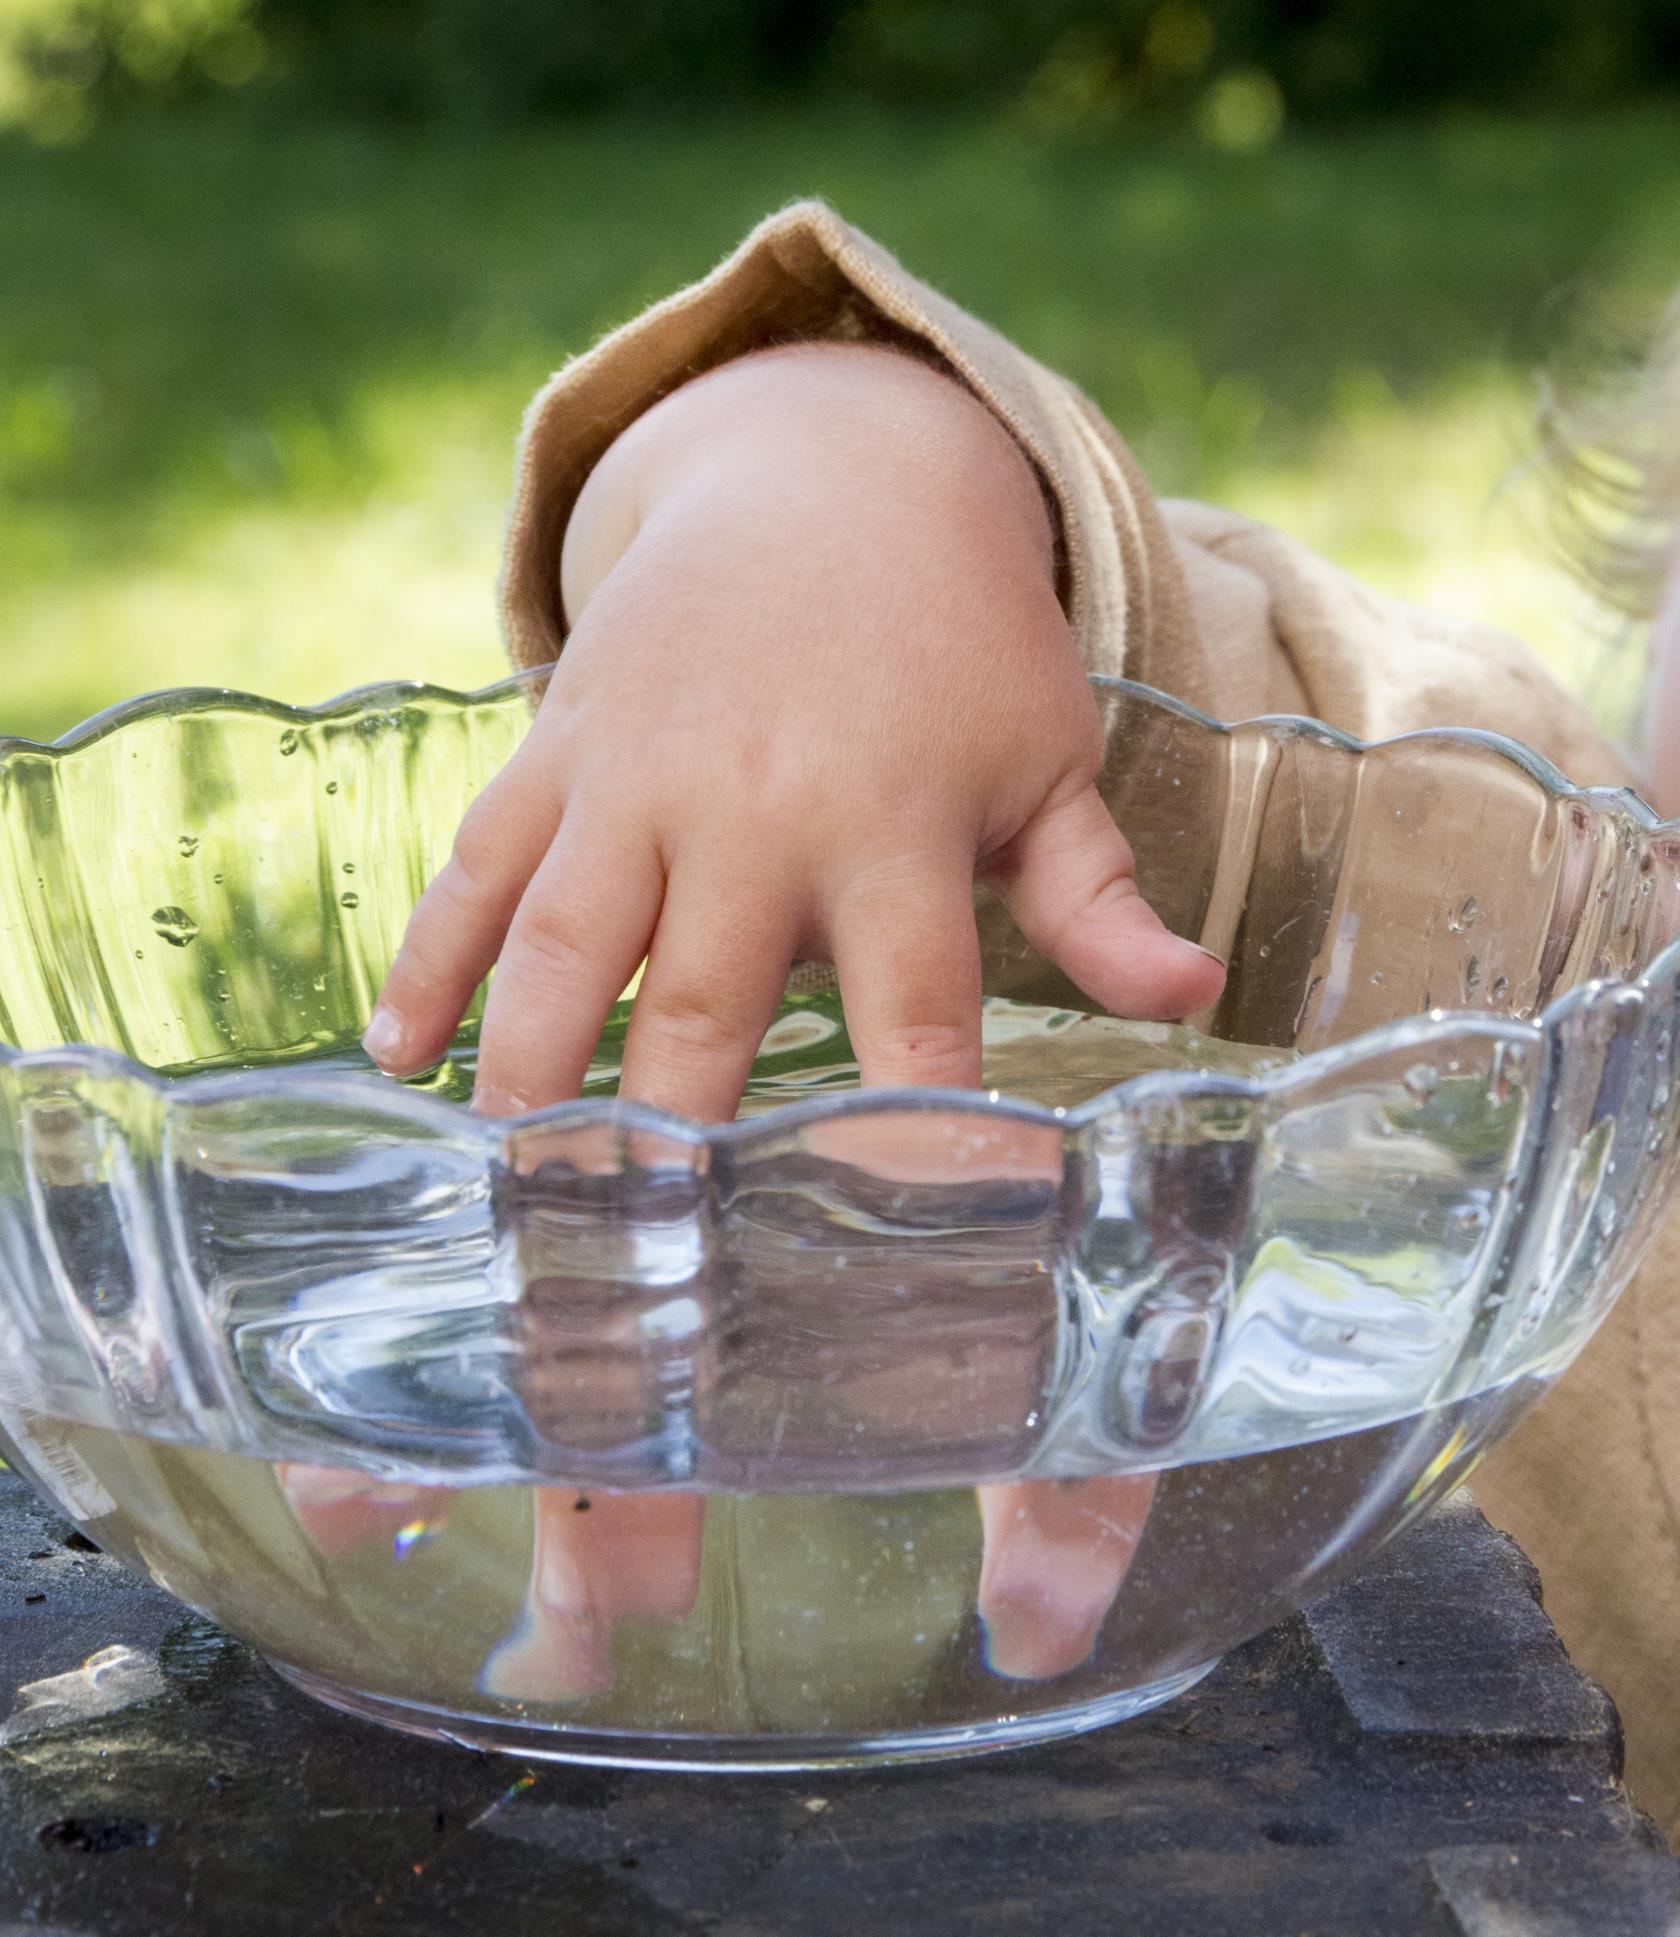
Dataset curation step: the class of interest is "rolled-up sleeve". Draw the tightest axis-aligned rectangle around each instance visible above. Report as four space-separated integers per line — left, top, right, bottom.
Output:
499 199 1194 689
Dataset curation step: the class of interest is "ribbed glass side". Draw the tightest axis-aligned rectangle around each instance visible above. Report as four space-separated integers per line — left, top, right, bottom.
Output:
0 674 1675 1763
0 674 1671 1489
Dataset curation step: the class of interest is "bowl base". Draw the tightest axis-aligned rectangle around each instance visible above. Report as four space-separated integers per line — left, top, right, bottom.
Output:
266 1658 1219 1772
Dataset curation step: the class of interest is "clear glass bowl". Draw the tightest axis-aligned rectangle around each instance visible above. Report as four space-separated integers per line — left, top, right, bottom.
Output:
0 669 1676 1770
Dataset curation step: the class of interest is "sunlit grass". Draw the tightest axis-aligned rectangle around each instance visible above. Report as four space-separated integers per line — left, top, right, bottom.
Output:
1229 366 1648 729
1 106 1676 743
2 372 514 727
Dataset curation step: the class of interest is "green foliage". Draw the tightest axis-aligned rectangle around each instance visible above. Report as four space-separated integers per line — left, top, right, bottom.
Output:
0 0 261 138
0 107 1673 743
4 1 1678 140
259 0 840 119
257 1 1680 126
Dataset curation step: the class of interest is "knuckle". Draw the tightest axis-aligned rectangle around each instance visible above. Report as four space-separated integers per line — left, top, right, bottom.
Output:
448 806 505 897
1056 869 1147 952
635 988 749 1058
1039 770 1105 839
1081 870 1144 923
391 903 456 994
508 901 592 982
863 1018 977 1078
383 942 444 1006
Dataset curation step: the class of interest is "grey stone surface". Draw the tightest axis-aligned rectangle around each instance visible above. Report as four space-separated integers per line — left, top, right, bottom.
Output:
0 1471 1673 1936
1303 1493 1620 1750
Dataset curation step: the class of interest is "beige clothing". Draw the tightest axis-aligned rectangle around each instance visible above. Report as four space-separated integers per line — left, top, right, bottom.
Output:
498 202 1680 1834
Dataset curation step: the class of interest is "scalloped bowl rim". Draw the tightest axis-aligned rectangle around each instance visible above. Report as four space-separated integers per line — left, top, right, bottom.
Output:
3 665 1676 1141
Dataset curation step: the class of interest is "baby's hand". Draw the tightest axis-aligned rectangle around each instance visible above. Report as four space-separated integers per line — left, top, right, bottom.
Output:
364 343 1223 1119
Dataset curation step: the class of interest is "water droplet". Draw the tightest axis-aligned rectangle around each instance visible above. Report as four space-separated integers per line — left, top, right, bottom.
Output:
311 975 326 993
341 862 355 876
1490 975 1510 1003
1369 970 1385 986
1463 955 1481 997
133 948 143 960
1641 878 1653 897
277 729 300 756
177 835 198 858
1447 896 1480 935
324 781 338 796
1258 944 1271 960
1404 1063 1439 1100
212 873 223 885
340 891 359 909
1449 1202 1489 1238
150 906 199 948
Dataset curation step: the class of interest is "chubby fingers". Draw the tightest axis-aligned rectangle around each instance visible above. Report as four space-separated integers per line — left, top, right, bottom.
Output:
481 1488 704 1703
829 859 984 1091
977 1473 1157 1679
468 808 665 1116
615 866 797 1122
987 784 1225 1022
363 759 569 1079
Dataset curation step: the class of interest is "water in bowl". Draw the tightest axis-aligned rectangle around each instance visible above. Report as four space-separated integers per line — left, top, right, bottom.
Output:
6 1391 1518 1765
0 995 1528 1765
154 985 1295 1110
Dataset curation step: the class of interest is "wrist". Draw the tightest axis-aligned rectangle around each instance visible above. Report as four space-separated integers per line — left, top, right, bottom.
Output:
561 343 1055 624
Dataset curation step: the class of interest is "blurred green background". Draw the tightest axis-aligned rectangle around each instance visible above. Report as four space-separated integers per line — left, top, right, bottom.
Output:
2 1 1678 743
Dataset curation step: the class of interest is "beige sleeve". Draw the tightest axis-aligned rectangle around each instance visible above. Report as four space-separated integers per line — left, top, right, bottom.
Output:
1158 497 1636 789
499 198 1199 695
501 197 1631 798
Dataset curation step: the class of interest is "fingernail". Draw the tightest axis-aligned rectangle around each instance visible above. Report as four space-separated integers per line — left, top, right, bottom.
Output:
361 1004 406 1069
1185 942 1228 969
473 1082 529 1118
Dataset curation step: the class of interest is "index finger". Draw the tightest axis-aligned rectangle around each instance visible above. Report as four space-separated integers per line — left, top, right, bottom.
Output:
472 812 664 1116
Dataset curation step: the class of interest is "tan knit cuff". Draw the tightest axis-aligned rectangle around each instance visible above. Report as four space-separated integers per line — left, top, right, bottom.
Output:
498 200 1186 684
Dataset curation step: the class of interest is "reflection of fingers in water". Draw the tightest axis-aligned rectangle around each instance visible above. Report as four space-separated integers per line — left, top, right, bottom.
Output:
977 1475 1157 1680
277 1463 451 1559
482 1489 705 1704
802 1108 1064 1189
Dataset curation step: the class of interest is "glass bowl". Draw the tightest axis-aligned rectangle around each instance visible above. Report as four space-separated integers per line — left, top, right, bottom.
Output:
0 669 1676 1771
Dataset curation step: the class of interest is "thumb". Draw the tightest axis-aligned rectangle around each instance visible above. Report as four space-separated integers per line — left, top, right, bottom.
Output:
986 784 1226 1021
